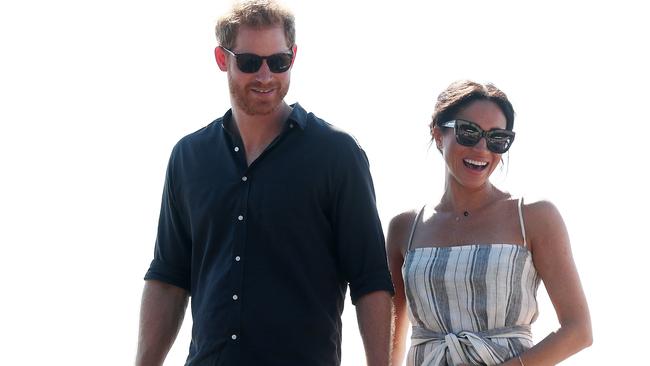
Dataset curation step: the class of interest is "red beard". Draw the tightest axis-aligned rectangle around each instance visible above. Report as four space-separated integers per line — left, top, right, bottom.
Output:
229 77 290 116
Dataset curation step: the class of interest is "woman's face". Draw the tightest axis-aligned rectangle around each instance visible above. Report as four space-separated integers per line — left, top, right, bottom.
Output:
434 99 508 190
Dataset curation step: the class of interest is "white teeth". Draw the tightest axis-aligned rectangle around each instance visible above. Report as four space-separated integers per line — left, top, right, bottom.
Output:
464 159 487 166
253 88 271 93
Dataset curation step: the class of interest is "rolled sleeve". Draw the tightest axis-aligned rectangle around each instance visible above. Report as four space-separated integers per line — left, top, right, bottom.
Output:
331 136 394 304
144 146 192 292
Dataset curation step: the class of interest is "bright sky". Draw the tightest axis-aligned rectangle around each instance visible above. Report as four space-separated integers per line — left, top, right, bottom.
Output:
1 0 648 365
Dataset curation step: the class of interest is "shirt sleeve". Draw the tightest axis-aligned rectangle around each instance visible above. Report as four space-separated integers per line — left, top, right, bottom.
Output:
331 135 395 304
144 145 192 292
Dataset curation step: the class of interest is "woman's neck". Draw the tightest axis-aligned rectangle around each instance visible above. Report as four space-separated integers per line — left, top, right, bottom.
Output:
437 179 505 215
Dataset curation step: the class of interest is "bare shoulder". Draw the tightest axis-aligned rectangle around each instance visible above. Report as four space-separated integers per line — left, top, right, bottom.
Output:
522 197 563 222
389 210 419 233
523 199 562 226
521 197 569 253
386 209 419 256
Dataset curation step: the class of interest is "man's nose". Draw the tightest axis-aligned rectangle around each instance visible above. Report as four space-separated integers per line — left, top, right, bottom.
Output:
255 60 273 82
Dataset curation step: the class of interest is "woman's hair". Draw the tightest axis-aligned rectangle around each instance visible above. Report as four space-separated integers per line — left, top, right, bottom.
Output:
215 0 296 49
429 80 515 138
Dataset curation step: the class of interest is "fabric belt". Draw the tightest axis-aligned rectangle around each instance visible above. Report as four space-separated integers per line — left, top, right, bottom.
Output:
411 324 532 366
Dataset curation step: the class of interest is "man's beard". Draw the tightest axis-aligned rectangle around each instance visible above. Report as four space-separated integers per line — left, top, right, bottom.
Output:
229 76 290 116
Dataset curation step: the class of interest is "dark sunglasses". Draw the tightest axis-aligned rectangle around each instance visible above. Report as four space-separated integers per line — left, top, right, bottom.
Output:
440 119 515 154
221 46 294 73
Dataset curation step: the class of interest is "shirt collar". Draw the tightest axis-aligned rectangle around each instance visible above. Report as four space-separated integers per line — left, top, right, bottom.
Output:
287 103 308 130
221 103 308 134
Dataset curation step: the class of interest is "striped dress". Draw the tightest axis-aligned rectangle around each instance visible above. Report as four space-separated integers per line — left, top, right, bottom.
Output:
402 199 540 366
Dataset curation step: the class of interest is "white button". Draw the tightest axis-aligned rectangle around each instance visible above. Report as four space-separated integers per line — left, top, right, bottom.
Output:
289 123 294 128
241 176 248 182
231 334 237 340
238 215 243 221
232 294 238 300
234 147 240 152
235 256 241 261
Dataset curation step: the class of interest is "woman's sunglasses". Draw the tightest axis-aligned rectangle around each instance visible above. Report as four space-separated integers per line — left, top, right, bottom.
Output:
439 119 515 154
221 47 294 74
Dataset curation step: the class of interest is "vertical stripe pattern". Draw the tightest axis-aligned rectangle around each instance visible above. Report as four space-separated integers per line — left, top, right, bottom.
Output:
403 244 540 366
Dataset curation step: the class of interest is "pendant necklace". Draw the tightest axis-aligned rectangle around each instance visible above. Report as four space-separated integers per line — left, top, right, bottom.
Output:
455 210 470 222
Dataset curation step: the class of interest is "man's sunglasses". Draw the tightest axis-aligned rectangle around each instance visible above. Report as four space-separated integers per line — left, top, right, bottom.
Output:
221 47 294 73
440 119 515 154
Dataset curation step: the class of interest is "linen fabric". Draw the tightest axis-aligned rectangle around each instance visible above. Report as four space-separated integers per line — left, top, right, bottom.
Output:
403 199 540 365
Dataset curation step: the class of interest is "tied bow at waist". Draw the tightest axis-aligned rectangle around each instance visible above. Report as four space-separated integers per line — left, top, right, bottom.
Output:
411 324 532 366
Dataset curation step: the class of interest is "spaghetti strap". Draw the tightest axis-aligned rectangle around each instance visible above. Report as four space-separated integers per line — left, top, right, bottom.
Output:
402 198 540 365
406 206 426 251
518 197 527 247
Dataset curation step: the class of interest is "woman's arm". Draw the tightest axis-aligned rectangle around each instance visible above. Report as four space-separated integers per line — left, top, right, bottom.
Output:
502 200 592 365
386 211 417 366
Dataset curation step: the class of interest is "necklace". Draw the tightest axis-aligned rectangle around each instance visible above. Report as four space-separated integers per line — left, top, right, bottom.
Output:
455 210 470 222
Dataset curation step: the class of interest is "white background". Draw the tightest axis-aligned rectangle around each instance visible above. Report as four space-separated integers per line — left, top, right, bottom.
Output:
1 0 648 364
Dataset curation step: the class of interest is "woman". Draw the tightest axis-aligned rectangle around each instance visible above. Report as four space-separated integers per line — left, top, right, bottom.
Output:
387 80 592 366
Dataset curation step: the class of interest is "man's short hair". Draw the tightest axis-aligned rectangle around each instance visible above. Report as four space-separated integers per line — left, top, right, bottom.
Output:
216 0 296 49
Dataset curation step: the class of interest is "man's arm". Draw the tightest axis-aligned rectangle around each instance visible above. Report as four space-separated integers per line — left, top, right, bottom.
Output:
136 280 189 366
355 290 393 366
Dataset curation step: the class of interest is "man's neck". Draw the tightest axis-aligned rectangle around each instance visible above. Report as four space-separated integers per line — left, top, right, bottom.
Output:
231 102 292 166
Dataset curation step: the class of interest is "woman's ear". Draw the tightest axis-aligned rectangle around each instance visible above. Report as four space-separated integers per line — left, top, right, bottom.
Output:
432 125 443 153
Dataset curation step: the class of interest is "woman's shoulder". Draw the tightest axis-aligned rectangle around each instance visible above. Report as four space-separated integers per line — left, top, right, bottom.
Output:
521 196 563 220
388 209 420 235
386 209 420 252
520 196 568 252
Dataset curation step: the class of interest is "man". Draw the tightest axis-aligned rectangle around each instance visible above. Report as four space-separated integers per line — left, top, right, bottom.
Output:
136 1 394 365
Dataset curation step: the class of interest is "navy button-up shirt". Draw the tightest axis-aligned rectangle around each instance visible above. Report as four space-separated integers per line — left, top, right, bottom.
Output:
145 103 394 365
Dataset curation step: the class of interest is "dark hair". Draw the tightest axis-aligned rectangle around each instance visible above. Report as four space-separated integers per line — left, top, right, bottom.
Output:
215 0 296 49
429 80 515 138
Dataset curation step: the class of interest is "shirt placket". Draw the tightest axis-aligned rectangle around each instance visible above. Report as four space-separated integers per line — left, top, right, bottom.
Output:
230 141 249 352
224 120 296 361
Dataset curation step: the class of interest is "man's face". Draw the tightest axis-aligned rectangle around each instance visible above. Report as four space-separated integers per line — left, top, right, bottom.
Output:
225 25 294 116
